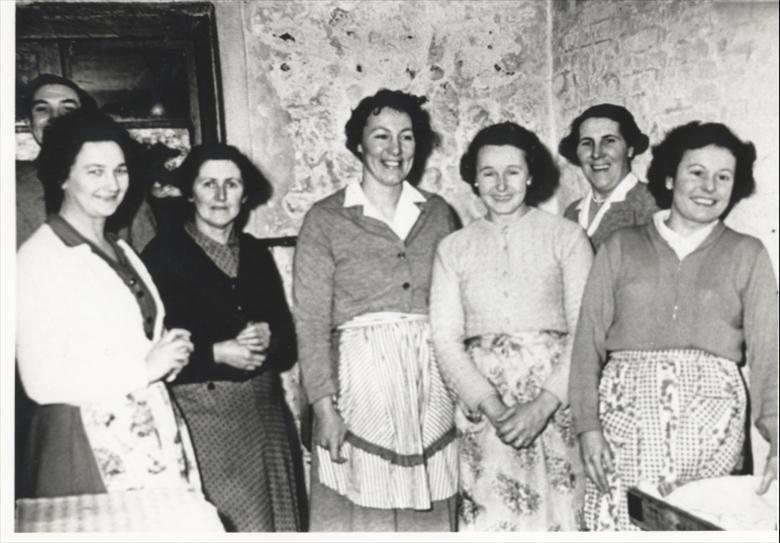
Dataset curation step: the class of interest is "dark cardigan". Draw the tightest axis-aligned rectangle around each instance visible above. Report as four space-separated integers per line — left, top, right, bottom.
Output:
141 227 297 384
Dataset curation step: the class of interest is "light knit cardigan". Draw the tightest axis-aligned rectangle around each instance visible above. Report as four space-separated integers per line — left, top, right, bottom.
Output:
16 224 164 405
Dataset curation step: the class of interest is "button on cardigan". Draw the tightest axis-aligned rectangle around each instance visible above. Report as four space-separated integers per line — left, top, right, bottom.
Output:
569 220 779 456
292 186 458 404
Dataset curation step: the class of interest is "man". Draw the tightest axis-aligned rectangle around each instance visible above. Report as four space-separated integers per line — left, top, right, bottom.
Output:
16 74 98 247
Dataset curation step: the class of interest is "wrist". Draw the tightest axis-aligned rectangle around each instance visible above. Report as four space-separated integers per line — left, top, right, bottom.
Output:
536 389 561 415
478 394 506 422
313 395 338 418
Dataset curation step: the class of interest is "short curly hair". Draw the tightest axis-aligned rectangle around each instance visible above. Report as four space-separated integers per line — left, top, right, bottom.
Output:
344 89 439 185
36 109 137 215
172 143 272 230
459 122 559 206
558 103 649 166
646 121 756 217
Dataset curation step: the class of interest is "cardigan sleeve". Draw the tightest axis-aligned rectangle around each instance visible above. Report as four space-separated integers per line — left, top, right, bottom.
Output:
16 241 150 404
293 206 338 404
569 235 620 435
542 226 593 405
742 246 779 457
429 237 498 412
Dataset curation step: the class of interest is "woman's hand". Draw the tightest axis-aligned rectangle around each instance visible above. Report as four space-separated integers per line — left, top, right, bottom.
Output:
236 321 271 353
757 455 778 495
145 328 193 383
579 429 614 493
495 390 560 449
313 396 348 464
213 339 266 371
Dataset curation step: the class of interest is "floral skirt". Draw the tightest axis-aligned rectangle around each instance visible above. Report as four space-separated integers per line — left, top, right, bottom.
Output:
456 332 584 532
316 313 458 510
81 382 202 492
584 349 747 531
23 382 201 498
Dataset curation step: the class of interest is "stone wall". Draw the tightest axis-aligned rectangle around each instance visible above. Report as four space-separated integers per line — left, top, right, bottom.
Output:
217 0 555 236
552 0 779 270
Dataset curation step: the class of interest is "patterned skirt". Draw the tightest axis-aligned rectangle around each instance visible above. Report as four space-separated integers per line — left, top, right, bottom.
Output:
584 349 747 531
171 372 306 532
456 332 584 532
22 382 202 499
316 312 458 510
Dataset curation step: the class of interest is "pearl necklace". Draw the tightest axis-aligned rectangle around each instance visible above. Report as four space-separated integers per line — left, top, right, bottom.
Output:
591 192 609 204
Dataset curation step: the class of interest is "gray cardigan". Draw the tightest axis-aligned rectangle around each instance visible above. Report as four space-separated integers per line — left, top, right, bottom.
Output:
292 186 457 404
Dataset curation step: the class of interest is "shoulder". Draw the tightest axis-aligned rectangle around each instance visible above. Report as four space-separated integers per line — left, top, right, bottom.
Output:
436 218 485 254
18 225 64 262
626 181 658 211
300 188 348 227
142 228 189 261
600 222 652 257
718 225 766 258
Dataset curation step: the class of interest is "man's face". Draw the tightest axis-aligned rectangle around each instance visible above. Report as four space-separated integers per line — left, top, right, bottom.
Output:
30 83 81 144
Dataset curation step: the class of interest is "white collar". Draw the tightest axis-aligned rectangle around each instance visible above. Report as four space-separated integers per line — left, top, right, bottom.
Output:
653 209 719 260
344 181 425 239
577 172 639 236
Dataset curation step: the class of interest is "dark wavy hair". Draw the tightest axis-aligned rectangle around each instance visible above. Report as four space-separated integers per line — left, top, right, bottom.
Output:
459 122 559 206
172 143 272 231
344 89 439 185
36 109 137 215
646 121 756 218
558 103 649 166
23 73 98 117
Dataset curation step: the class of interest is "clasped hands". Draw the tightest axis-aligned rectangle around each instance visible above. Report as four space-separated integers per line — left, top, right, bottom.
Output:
214 321 271 372
479 390 560 450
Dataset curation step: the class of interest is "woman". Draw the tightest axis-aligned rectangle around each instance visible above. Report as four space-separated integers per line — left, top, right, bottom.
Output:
141 143 306 532
430 122 593 531
293 89 459 531
569 121 778 531
558 103 657 248
16 109 200 498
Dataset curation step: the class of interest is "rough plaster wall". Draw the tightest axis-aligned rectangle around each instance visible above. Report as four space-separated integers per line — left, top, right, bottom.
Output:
234 0 554 237
552 0 779 272
552 0 779 474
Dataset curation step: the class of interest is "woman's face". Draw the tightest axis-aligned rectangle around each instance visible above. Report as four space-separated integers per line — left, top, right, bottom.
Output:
575 117 633 197
359 107 415 188
191 159 245 233
667 144 736 233
61 141 128 219
476 144 530 221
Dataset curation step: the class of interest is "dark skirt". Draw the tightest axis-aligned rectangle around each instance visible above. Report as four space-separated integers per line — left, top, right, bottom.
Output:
171 372 306 532
19 404 106 499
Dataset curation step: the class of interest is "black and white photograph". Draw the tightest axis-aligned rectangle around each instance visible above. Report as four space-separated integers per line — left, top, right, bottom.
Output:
1 0 778 540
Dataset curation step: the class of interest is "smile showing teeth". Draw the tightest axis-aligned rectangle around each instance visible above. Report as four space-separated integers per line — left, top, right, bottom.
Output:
591 164 610 171
691 197 716 206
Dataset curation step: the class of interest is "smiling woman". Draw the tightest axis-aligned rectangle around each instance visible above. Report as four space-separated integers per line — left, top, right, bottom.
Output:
16 109 201 499
293 89 459 532
559 103 657 248
569 121 778 531
430 122 592 531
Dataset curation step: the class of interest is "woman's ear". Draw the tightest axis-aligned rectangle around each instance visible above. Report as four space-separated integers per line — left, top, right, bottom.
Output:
665 176 674 191
627 146 635 160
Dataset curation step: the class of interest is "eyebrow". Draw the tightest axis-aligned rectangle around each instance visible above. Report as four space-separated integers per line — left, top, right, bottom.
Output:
31 98 80 107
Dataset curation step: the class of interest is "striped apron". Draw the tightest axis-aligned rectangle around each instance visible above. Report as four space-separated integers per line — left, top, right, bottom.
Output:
316 312 458 509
